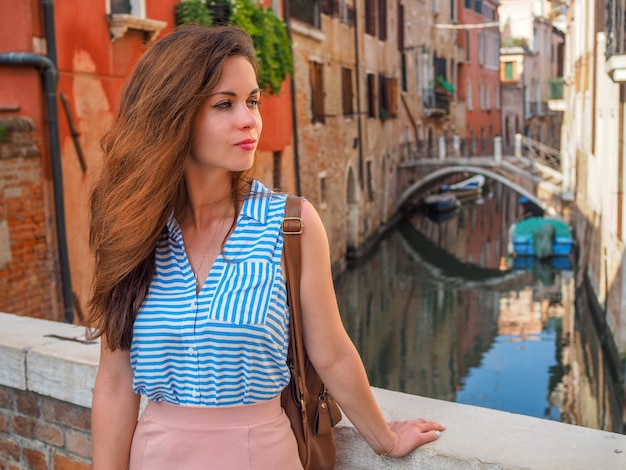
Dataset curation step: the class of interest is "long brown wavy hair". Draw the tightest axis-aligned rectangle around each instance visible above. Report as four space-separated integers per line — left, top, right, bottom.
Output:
87 25 259 350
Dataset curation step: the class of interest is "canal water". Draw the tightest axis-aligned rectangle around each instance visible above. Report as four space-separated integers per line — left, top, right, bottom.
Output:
334 179 624 433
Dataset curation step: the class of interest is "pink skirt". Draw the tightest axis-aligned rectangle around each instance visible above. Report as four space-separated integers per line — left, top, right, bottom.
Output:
129 396 303 470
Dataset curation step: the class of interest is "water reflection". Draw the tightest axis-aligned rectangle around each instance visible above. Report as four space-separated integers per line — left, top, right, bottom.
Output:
334 181 623 433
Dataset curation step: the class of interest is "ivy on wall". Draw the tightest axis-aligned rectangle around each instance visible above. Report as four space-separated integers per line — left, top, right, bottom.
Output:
175 0 213 27
175 0 293 94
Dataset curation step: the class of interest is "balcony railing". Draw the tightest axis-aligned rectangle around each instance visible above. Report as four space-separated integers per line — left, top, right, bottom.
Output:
422 87 450 116
527 101 547 117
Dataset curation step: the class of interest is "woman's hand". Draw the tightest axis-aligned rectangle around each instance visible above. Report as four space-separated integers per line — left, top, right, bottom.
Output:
384 419 446 457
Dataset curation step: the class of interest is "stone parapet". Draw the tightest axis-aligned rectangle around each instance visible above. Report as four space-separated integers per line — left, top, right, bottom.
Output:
1 311 625 469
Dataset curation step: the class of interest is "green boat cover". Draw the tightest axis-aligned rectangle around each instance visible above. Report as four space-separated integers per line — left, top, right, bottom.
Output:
513 217 571 238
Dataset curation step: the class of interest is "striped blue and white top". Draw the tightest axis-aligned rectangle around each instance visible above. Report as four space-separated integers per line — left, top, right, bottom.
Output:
130 180 291 406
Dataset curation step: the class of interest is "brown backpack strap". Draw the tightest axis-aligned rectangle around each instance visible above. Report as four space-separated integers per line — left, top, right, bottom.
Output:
282 195 307 410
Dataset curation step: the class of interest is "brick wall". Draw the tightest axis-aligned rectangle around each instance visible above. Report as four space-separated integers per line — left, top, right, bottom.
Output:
0 117 59 321
0 386 91 470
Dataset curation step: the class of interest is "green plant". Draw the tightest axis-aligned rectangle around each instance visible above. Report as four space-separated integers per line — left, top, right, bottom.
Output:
175 0 213 27
230 0 293 94
0 125 6 142
175 0 293 94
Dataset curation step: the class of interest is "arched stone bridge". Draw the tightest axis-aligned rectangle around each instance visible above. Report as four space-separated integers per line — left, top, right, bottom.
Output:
395 154 571 218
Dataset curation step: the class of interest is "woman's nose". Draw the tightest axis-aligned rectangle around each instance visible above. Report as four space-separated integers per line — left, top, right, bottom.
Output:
238 104 257 129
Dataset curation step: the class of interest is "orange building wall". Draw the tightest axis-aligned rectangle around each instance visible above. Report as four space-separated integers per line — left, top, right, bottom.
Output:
257 78 293 152
0 2 44 128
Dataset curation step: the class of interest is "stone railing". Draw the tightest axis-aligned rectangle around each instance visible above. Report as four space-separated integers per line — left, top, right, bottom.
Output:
1 311 625 469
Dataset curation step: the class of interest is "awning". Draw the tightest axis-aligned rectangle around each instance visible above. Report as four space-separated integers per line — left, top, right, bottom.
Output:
436 75 455 93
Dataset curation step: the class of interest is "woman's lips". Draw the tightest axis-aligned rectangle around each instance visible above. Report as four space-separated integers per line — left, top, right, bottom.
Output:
236 139 256 151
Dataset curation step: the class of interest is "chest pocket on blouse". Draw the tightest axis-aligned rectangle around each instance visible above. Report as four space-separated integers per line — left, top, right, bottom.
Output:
209 261 277 325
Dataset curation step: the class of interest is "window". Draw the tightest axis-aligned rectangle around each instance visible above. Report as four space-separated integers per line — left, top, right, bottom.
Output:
367 73 376 117
379 74 388 119
479 83 484 110
477 32 484 65
271 0 283 15
397 1 404 51
339 0 355 26
366 160 375 201
321 0 338 15
378 0 387 41
365 0 376 35
466 81 473 110
465 0 472 9
289 0 321 28
110 0 131 14
377 75 397 120
109 0 146 16
465 30 471 62
341 67 354 116
495 85 500 109
107 0 165 43
364 0 387 40
273 151 282 189
401 53 407 92
310 61 325 123
388 77 398 117
318 171 328 207
504 61 514 80
475 0 482 14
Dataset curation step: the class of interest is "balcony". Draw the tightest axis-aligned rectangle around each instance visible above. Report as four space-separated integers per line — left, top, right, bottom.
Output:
526 101 548 117
605 0 626 82
422 87 450 117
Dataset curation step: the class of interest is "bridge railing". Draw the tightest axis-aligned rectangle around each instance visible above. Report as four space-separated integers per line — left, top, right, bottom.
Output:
398 140 437 161
399 136 498 161
516 133 561 171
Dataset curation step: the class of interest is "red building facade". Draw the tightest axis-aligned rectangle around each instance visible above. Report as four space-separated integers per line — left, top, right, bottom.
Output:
458 0 502 155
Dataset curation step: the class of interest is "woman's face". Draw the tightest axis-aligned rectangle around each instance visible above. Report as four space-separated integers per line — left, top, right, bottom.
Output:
190 55 262 173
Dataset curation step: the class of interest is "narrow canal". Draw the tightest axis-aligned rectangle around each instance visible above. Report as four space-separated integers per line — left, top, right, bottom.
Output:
334 178 624 433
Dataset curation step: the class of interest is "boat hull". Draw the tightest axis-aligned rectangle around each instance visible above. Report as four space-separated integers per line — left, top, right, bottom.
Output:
511 236 573 257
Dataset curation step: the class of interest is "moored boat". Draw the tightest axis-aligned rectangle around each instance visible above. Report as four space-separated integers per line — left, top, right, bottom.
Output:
441 174 486 192
423 193 460 213
509 217 574 259
440 174 486 203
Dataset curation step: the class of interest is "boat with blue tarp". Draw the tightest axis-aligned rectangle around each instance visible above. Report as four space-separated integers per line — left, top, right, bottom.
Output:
509 217 574 259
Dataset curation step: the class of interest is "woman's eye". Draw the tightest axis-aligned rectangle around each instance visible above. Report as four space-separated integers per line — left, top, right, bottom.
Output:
213 101 231 110
248 98 260 109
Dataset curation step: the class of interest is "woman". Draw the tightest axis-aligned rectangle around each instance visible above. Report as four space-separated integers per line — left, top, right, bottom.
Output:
88 25 444 470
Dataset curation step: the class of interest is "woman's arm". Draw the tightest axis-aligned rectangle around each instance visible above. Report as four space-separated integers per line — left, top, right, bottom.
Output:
297 200 445 457
92 336 141 470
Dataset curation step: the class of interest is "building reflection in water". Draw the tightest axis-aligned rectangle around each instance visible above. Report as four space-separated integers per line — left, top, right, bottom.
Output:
334 180 623 433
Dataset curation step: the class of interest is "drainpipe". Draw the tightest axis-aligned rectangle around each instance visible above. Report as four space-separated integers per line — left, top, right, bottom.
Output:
0 0 74 323
353 0 364 189
283 1 302 196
